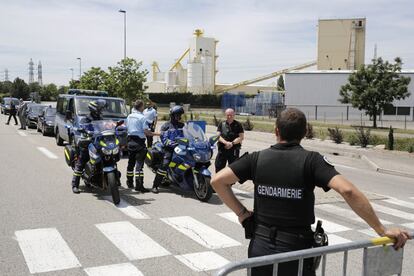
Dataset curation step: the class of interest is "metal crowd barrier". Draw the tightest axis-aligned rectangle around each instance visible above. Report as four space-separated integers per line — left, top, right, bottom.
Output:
216 231 414 276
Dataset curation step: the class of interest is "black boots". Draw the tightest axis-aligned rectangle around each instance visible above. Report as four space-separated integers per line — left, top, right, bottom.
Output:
126 176 134 188
72 176 80 194
135 176 149 193
152 173 163 194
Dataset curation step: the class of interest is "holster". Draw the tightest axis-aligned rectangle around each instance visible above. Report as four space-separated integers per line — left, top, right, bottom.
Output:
241 215 255 239
312 220 328 271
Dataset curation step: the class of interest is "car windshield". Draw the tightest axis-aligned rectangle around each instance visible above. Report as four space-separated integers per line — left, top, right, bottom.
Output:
45 108 56 116
4 98 19 105
75 97 127 118
30 105 47 115
183 122 207 142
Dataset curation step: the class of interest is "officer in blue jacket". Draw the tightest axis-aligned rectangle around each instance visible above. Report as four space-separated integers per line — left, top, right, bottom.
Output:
151 105 185 193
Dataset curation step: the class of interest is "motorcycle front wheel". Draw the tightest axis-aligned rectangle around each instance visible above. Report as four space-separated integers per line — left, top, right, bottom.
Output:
107 172 120 205
193 174 212 202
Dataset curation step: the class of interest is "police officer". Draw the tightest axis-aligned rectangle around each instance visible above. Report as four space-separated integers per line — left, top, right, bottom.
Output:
215 108 244 173
18 99 27 130
151 105 185 194
211 108 410 276
71 100 105 194
143 101 158 148
126 100 160 192
6 99 18 125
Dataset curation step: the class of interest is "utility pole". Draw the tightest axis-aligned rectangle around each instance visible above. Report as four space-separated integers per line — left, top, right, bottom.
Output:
4 69 9 81
28 58 34 84
76 57 82 80
70 68 74 80
119 9 127 60
374 44 377 59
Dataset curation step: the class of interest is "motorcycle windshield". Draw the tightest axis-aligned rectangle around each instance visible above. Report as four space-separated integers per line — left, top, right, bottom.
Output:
183 122 207 143
81 120 117 135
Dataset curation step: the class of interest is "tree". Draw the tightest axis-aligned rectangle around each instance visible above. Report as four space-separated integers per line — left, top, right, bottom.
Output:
79 67 109 90
339 57 411 128
69 80 80 89
41 83 58 101
106 58 148 105
12 78 30 99
28 82 42 93
276 75 285 91
58 85 68 95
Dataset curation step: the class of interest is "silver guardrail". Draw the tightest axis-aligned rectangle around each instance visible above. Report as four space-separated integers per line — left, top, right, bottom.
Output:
216 231 414 276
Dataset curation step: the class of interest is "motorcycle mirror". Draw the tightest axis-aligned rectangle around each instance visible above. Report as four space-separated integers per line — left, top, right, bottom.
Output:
209 135 219 145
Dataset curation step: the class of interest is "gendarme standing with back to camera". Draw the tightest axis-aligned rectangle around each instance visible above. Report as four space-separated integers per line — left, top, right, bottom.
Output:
211 108 411 276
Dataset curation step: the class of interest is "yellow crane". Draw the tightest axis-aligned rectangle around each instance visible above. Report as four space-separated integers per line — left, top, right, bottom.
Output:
169 48 190 72
214 61 317 94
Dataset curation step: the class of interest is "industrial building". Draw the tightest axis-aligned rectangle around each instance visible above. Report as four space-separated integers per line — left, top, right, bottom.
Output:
285 70 414 121
317 18 366 70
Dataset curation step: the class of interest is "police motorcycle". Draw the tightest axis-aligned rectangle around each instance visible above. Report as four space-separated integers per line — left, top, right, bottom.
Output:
145 122 219 202
64 120 125 205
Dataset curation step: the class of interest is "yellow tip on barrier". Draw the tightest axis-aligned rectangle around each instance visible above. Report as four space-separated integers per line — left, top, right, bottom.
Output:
371 236 396 246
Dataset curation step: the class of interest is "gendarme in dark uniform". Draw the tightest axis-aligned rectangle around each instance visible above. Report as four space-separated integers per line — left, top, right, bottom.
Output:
230 142 338 275
215 109 244 172
211 108 411 276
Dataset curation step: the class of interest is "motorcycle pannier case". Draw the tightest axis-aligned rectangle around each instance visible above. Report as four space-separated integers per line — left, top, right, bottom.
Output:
64 145 77 167
145 146 163 168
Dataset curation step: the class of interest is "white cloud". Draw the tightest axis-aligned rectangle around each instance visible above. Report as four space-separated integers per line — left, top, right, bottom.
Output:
0 0 413 85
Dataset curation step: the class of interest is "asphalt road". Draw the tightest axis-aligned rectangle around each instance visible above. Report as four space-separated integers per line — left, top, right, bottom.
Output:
0 116 413 276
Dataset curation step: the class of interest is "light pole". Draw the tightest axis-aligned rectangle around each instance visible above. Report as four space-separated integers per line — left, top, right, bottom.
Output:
118 9 126 60
76 57 82 80
70 68 74 80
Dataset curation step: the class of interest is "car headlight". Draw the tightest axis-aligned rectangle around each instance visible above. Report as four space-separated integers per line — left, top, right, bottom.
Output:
193 153 201 161
112 146 119 155
102 147 112 155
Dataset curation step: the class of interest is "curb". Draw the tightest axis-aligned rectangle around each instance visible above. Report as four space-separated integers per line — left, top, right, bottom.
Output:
361 155 414 179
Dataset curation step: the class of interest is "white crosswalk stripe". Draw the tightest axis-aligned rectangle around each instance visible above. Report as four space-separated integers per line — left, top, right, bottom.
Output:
403 223 414 230
84 263 144 276
103 196 150 219
17 130 27 137
217 212 239 224
371 203 414 221
313 217 351 233
15 228 81 274
316 204 392 225
161 216 241 249
358 229 378 237
96 221 170 260
327 234 351 245
175 251 230 272
383 198 414 210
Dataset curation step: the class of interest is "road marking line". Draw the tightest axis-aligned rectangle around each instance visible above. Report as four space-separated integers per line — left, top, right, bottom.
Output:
37 147 58 159
102 196 150 219
328 234 351 245
384 198 414 209
316 204 392 225
358 229 378 237
175 251 230 272
371 203 414 221
313 217 351 233
217 212 239 224
409 197 414 201
17 131 27 137
402 222 414 230
15 228 81 274
84 263 143 276
96 221 170 260
161 216 241 249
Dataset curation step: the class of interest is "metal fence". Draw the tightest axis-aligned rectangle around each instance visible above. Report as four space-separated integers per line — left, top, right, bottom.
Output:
216 231 414 276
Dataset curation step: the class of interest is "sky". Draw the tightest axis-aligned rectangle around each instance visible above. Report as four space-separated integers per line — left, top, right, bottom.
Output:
1 0 413 86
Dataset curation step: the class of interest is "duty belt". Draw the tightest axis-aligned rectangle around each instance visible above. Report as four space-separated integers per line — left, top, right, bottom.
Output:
254 224 313 244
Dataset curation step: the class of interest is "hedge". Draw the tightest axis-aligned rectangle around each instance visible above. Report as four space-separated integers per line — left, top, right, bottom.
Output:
147 93 222 108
